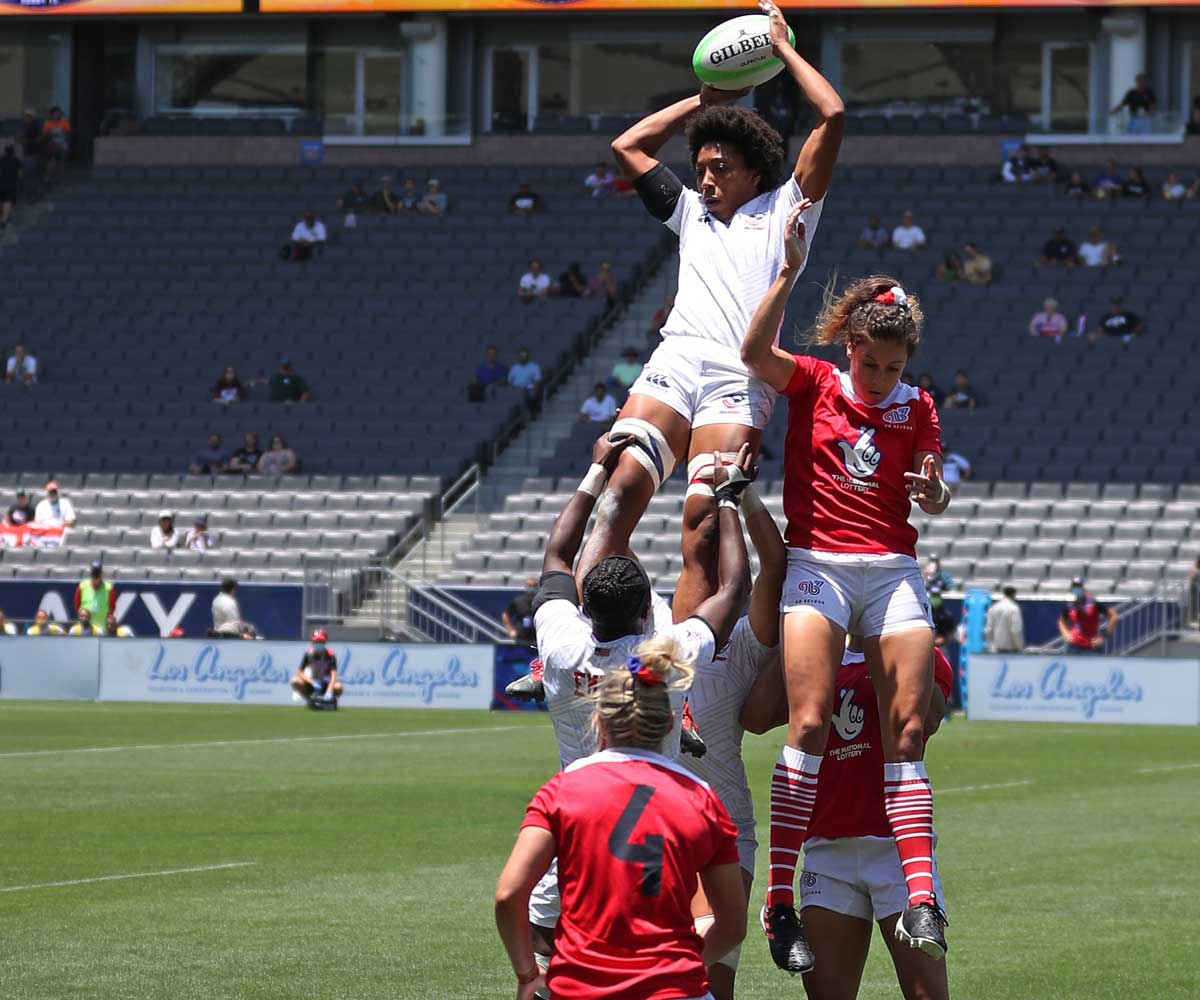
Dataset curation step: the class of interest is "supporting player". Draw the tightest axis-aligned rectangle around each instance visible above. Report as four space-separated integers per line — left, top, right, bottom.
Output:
496 636 748 1000
290 629 343 710
741 203 951 972
742 642 955 999
684 482 787 1000
526 432 752 976
582 0 843 622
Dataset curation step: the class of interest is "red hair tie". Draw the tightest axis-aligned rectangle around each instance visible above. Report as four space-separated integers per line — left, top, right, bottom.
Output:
874 285 908 307
627 656 662 686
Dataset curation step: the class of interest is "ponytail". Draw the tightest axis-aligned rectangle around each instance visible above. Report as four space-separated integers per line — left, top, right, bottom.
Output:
594 636 695 752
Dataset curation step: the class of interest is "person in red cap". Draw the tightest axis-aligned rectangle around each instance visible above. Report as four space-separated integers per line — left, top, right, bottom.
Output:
291 630 342 708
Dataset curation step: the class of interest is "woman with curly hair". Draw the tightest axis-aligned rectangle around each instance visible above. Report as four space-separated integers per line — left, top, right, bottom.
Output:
576 0 843 625
740 203 951 976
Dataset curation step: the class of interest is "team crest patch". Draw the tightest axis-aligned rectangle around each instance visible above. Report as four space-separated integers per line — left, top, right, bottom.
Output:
802 872 818 888
883 406 911 425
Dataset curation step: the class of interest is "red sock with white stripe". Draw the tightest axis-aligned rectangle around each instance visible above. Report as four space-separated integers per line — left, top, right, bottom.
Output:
766 745 821 909
883 760 936 908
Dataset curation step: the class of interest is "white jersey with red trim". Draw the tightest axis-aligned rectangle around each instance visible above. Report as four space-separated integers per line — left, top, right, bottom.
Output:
534 592 715 769
781 356 941 559
660 176 824 366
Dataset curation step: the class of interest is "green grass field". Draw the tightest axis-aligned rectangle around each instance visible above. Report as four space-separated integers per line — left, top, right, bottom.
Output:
1 702 1197 1000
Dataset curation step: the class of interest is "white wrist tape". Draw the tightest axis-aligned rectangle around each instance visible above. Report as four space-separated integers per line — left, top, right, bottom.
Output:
717 498 740 511
609 417 676 492
686 451 742 500
935 479 950 505
577 463 607 498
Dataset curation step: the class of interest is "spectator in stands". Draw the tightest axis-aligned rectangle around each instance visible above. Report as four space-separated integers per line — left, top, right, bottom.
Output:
583 162 616 198
941 448 972 493
34 481 75 529
1077 226 1117 268
226 432 264 475
1028 297 1068 343
0 610 15 636
943 370 978 412
891 210 926 251
1111 73 1156 133
69 608 100 636
184 514 212 552
915 372 943 407
857 215 889 249
1031 146 1058 181
1039 227 1077 268
18 110 41 197
1065 171 1090 200
40 107 70 183
1001 147 1033 183
962 242 993 285
189 433 229 475
1121 166 1150 200
923 555 954 592
257 435 299 476
151 510 181 550
104 613 135 637
418 178 447 215
27 610 63 636
1092 160 1122 200
5 343 37 385
935 250 963 283
289 210 326 261
0 145 19 228
508 348 543 413
210 364 245 403
212 578 242 635
508 183 543 215
473 346 508 392
1162 172 1188 201
502 576 538 645
1059 576 1117 653
558 261 587 298
928 582 956 652
337 180 371 217
579 382 617 424
270 358 311 403
585 261 618 303
75 561 115 623
369 178 399 215
518 259 552 303
399 177 420 212
985 585 1025 652
6 487 34 527
611 347 643 394
1088 296 1144 345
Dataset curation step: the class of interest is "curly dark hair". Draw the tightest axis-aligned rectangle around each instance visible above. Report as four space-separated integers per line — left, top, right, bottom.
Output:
582 556 651 637
686 105 786 195
807 275 925 357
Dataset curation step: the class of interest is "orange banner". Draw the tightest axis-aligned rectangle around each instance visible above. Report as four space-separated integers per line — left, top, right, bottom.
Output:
0 0 238 14
262 0 1200 9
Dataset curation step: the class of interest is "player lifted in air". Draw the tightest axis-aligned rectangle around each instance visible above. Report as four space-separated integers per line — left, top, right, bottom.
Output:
290 630 343 710
579 0 842 624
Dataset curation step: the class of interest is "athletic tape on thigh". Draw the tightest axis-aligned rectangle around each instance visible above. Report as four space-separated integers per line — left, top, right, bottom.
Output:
685 451 741 500
610 417 676 492
692 914 742 970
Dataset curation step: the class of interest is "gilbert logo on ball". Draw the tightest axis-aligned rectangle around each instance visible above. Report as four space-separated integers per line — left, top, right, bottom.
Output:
693 14 794 91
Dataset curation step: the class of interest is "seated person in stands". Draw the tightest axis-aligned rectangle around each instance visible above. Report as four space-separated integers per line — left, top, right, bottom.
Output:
370 178 399 214
936 250 963 283
211 365 245 403
0 610 16 636
857 214 889 249
68 608 100 636
6 343 36 385
916 372 943 407
518 259 552 302
1077 226 1117 268
398 177 419 212
941 448 972 493
1031 146 1058 181
583 161 616 198
962 242 993 284
189 433 230 475
27 609 64 635
508 183 543 215
942 369 978 411
508 348 543 412
1121 167 1150 199
610 347 643 393
1065 171 1090 199
6 486 34 527
291 630 343 707
418 178 447 215
184 514 213 552
258 435 299 476
1092 160 1122 199
1088 296 1144 345
270 358 312 403
1001 146 1033 183
337 180 371 215
1028 298 1068 342
225 432 264 475
34 480 75 528
472 345 508 393
289 210 326 261
1039 227 1077 268
578 382 617 424
105 613 134 637
1162 172 1188 200
558 261 587 298
891 210 926 250
151 510 180 549
585 261 618 303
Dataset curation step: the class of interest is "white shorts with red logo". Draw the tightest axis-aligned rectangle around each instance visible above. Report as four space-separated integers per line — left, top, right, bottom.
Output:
780 548 933 638
800 835 945 922
629 336 776 430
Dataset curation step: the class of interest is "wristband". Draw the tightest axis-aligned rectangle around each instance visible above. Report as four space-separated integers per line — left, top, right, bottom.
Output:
717 497 741 511
516 967 540 985
577 463 607 498
934 479 950 506
740 485 765 516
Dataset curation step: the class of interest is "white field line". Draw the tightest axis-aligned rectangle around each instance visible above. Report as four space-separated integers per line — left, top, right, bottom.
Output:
1135 762 1200 774
0 861 257 893
0 724 535 760
937 779 1033 794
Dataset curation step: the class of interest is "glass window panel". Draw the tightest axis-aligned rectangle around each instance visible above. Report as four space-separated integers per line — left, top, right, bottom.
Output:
537 45 570 117
841 40 993 113
155 47 306 113
491 48 529 131
995 43 1041 118
569 42 695 116
0 40 56 119
1049 46 1090 132
319 50 357 136
364 54 403 136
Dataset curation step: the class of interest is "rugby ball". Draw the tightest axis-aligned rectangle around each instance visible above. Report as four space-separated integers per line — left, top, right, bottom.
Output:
693 14 794 91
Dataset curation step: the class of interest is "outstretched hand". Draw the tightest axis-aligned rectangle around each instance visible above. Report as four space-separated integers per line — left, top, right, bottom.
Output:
904 455 946 507
712 443 755 491
594 430 632 473
783 200 814 271
758 0 793 55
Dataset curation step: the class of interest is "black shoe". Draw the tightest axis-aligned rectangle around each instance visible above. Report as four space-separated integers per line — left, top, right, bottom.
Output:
760 903 814 975
505 672 545 702
895 900 948 960
679 722 707 758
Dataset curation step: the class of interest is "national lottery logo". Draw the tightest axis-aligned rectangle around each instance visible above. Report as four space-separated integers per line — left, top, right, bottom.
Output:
836 425 882 479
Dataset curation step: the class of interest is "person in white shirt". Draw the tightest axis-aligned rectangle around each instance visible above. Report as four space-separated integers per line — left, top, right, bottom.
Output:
290 211 326 261
941 451 972 491
518 259 552 302
1162 172 1188 201
1077 226 1116 268
150 510 180 549
578 383 618 424
211 578 242 634
5 343 36 385
184 514 212 552
985 586 1025 653
583 162 616 198
891 210 926 250
33 480 75 528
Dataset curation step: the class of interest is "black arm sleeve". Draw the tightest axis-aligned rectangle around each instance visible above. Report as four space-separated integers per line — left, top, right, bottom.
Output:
532 571 579 613
634 163 684 223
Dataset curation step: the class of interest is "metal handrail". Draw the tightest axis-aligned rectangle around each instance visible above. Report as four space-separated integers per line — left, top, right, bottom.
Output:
1029 583 1186 657
387 565 509 642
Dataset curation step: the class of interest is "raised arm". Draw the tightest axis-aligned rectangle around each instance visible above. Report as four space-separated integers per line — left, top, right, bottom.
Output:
742 487 787 647
611 87 749 182
691 447 753 648
740 201 809 391
541 433 630 576
761 0 844 202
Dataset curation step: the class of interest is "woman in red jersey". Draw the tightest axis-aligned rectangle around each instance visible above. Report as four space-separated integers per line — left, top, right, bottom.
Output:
495 635 747 1000
740 203 952 973
743 642 955 1000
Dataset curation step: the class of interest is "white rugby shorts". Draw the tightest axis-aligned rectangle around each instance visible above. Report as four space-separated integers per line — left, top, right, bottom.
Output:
528 859 560 929
629 337 776 430
800 835 945 922
780 548 934 638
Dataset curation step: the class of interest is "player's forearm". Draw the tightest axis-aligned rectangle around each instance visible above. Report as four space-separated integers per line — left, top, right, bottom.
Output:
778 47 844 122
706 506 751 646
741 271 798 390
494 898 538 979
611 96 700 177
542 491 598 574
700 913 747 967
744 497 786 584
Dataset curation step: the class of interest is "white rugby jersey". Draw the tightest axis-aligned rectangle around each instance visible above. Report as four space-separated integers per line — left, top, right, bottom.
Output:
534 593 715 770
683 615 777 852
660 176 824 363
